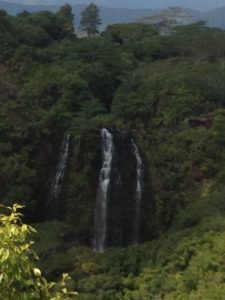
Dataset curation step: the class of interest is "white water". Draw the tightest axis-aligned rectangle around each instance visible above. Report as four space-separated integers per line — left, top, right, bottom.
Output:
50 134 70 206
132 140 143 244
94 128 114 252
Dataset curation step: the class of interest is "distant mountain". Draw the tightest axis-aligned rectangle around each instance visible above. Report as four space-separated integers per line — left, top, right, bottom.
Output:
2 0 225 11
0 1 59 15
0 0 157 28
204 6 225 29
1 0 225 30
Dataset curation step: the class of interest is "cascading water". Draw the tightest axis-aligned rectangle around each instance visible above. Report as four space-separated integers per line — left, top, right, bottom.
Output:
94 128 114 252
132 139 143 244
49 134 70 216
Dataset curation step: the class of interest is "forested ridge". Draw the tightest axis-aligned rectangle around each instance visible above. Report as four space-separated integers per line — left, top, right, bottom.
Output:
1 6 225 299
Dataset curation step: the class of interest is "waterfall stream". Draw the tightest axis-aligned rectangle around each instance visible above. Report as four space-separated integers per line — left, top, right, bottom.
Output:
94 128 114 252
49 134 70 215
132 139 143 244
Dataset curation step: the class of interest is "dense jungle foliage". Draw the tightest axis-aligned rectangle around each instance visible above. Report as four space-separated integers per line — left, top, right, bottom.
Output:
2 6 225 299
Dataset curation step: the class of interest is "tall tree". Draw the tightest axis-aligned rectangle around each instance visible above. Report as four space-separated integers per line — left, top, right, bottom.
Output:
57 3 74 34
80 3 101 37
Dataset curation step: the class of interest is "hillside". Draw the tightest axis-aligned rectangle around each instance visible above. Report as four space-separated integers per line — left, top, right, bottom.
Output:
2 7 225 300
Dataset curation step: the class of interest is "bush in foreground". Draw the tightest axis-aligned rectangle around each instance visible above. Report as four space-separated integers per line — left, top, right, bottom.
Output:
0 204 77 300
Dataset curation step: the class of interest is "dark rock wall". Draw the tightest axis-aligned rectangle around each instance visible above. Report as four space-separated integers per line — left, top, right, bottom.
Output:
29 127 154 248
106 129 137 247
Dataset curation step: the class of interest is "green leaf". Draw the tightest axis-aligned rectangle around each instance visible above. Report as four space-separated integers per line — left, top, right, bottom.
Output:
1 250 9 262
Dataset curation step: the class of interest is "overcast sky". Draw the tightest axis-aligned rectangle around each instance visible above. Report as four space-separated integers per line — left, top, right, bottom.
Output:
2 0 225 10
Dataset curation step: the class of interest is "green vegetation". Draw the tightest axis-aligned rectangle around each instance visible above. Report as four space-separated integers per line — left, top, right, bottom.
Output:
1 6 225 299
0 204 76 299
67 186 225 299
80 3 101 36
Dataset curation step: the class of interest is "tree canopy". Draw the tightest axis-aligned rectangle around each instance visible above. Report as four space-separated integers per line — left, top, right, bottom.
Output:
1 8 225 299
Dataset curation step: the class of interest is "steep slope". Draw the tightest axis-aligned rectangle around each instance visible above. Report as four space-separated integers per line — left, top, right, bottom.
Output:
2 10 225 299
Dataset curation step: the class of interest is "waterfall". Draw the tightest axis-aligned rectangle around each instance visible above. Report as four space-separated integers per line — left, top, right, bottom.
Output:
132 139 143 244
49 134 70 215
94 128 114 252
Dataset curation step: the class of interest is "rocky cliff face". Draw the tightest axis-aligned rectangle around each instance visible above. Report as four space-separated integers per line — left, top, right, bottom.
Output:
33 128 155 249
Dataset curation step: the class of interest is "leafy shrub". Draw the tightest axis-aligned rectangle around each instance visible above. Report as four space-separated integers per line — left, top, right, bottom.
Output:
0 204 77 300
